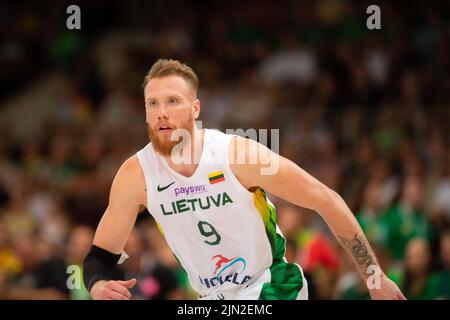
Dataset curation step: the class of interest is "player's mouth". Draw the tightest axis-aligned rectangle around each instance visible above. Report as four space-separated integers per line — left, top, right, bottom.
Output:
157 124 175 133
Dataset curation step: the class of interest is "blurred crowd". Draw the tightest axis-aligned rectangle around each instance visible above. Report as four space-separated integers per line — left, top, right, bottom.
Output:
0 0 449 299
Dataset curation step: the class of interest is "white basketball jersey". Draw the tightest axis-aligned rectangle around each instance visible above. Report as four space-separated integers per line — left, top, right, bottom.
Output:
136 128 306 299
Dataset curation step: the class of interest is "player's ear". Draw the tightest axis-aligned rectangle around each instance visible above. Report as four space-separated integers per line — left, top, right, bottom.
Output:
193 99 201 120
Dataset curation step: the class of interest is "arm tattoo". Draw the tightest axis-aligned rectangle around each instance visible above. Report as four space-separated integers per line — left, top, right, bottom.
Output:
338 233 375 271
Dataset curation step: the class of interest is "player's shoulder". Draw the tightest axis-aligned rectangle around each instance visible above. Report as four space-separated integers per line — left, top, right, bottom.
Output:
228 135 261 158
120 154 142 173
108 154 147 207
114 154 146 187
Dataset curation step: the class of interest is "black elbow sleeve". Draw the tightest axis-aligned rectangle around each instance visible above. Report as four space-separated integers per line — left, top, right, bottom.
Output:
83 245 122 292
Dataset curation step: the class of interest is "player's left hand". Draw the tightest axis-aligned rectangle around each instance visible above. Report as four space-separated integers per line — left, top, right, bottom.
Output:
369 273 406 300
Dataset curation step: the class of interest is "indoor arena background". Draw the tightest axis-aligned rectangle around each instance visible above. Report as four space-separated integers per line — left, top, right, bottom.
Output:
0 0 449 300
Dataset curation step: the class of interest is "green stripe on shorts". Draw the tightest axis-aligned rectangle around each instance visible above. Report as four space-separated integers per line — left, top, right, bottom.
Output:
259 261 304 300
251 187 304 300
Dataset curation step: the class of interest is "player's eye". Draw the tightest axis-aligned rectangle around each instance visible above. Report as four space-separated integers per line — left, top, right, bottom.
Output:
147 100 158 107
169 98 178 105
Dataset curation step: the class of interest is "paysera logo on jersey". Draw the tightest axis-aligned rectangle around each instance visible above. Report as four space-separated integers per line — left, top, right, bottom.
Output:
198 254 252 289
174 184 207 197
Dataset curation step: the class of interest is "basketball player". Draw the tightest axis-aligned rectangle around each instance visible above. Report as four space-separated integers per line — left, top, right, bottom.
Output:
83 59 405 300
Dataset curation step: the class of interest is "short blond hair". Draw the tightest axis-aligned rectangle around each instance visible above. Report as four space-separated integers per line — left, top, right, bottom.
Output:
142 59 199 95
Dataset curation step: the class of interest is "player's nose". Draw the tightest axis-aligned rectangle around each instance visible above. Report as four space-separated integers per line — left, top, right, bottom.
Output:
156 103 169 119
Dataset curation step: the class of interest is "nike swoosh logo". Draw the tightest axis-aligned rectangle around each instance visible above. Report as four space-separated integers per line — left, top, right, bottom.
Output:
157 182 175 192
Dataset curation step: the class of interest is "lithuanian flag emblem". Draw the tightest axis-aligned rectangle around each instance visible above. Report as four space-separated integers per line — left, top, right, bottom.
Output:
208 171 225 184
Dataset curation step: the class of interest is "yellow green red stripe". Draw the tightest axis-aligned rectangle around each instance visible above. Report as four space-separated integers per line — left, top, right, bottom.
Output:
208 171 225 184
250 186 304 300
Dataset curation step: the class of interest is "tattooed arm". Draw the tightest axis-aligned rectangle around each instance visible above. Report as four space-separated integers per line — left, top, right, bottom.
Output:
337 233 378 281
315 194 406 300
230 137 405 299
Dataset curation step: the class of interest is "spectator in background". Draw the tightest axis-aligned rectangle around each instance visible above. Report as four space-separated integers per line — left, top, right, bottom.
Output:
389 237 435 299
366 158 399 211
259 32 318 86
356 181 388 247
430 230 450 299
3 232 69 299
66 225 94 300
428 153 450 231
0 221 21 286
285 237 317 300
382 176 432 262
1 186 37 242
121 228 183 300
277 202 340 284
296 224 340 299
334 272 371 300
139 219 196 299
39 133 78 191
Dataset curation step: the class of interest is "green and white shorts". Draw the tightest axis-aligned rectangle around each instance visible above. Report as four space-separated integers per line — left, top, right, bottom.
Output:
198 262 308 300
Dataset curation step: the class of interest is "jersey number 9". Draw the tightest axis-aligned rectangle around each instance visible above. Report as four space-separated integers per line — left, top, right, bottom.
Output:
197 221 221 246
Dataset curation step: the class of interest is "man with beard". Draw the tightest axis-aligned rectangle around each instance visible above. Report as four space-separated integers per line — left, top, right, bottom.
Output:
83 59 405 300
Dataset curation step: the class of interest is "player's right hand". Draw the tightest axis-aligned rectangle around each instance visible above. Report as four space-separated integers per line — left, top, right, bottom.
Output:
90 278 137 300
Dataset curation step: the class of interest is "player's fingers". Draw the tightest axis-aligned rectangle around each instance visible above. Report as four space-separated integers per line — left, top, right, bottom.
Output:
107 289 129 300
117 278 137 289
397 292 407 300
109 282 132 299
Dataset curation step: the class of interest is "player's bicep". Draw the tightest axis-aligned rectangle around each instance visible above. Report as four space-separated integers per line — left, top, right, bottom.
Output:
229 136 280 189
231 136 332 212
263 156 333 212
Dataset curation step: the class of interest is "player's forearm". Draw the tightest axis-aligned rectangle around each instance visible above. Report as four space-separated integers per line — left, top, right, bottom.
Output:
318 188 382 282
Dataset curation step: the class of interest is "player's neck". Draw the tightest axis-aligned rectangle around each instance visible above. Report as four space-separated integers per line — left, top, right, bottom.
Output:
164 126 204 177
